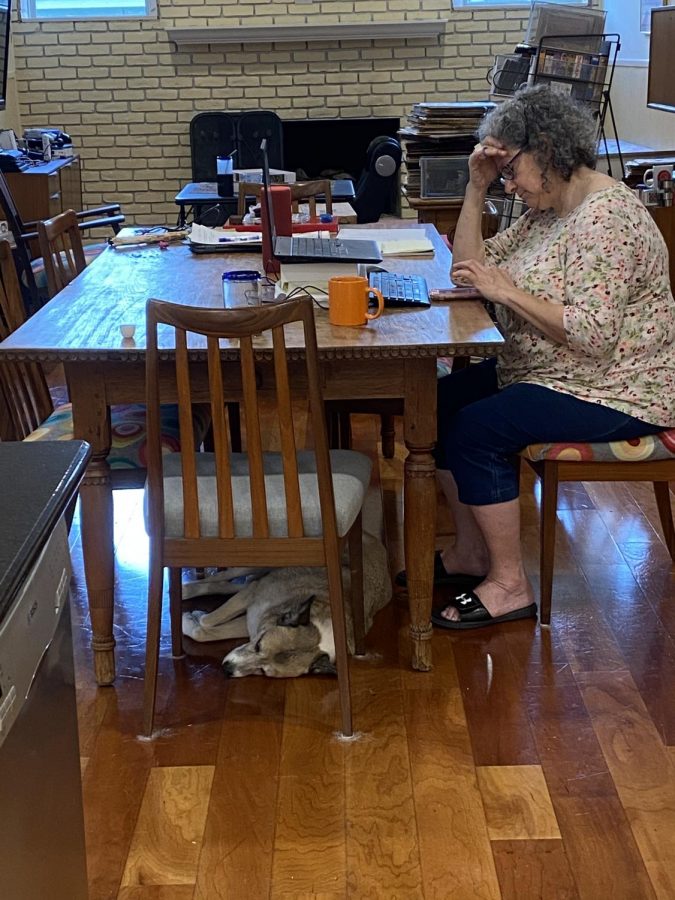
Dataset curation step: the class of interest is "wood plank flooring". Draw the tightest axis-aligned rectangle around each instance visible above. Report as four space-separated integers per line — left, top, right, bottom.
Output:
70 414 675 899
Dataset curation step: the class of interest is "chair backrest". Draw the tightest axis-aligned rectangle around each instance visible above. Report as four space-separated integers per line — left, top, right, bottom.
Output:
190 111 284 183
37 209 87 297
237 179 333 218
0 171 41 315
145 296 340 553
0 240 54 439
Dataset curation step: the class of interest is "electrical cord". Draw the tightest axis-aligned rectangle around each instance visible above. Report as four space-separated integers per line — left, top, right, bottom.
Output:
271 284 329 310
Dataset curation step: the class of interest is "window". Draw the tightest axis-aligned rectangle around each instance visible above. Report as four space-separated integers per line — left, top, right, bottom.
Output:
453 0 588 8
20 0 155 19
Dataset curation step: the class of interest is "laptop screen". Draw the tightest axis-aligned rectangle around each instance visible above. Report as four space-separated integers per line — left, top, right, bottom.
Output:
259 138 277 248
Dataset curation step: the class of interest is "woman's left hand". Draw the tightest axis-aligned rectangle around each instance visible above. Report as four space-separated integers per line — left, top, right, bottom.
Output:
451 259 516 305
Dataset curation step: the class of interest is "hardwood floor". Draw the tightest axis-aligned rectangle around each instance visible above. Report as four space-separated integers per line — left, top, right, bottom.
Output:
70 414 675 900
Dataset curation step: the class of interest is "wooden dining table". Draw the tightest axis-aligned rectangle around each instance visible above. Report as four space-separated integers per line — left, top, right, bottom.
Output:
0 223 503 685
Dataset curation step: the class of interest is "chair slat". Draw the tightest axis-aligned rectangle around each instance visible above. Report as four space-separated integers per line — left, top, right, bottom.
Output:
207 336 235 538
272 325 303 537
240 336 269 538
175 329 200 538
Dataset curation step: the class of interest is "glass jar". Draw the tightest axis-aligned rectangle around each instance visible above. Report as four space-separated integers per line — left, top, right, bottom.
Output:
222 270 261 309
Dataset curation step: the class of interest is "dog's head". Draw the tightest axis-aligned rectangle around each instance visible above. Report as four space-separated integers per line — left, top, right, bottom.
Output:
222 594 336 678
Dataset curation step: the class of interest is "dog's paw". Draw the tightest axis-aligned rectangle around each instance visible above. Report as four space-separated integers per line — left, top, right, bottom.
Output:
181 610 210 641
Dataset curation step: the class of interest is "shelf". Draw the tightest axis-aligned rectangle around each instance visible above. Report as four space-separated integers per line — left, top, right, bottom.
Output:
167 20 447 46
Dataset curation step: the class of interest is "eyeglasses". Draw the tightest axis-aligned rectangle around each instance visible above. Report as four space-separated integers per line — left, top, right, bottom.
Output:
500 149 524 183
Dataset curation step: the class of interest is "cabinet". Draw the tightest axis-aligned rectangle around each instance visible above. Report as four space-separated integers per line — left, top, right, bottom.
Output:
404 194 463 238
4 157 82 226
649 206 675 289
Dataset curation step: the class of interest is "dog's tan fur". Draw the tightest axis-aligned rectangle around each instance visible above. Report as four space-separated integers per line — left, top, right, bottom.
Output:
182 533 391 678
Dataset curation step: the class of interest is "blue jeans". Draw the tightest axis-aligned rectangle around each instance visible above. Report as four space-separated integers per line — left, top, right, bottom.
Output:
436 359 664 506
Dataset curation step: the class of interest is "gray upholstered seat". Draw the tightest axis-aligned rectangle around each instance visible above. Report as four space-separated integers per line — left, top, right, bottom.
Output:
151 449 372 539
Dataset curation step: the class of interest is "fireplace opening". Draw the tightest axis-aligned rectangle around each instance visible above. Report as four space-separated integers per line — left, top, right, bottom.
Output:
282 116 401 216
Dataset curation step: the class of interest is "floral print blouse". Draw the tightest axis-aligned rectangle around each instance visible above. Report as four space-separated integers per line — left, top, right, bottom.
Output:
484 182 675 426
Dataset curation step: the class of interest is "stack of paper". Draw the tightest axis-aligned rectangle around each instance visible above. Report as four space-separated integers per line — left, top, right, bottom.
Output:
339 227 435 258
379 238 434 257
278 262 359 301
189 223 262 248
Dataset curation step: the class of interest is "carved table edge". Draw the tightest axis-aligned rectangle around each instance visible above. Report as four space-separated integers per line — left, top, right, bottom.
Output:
0 344 503 364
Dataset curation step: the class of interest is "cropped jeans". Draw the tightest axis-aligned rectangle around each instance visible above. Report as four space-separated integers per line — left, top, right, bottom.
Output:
436 359 664 506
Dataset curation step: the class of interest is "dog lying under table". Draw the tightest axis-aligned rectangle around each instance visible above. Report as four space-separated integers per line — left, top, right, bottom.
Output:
182 532 391 678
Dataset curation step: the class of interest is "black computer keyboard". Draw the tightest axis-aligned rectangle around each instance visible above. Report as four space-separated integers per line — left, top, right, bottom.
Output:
291 237 347 257
369 271 430 308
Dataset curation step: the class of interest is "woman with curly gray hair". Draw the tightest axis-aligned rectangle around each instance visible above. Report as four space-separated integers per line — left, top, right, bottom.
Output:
397 84 675 629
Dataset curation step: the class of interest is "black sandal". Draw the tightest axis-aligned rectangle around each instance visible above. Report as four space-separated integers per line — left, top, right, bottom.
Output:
395 551 484 590
431 589 537 630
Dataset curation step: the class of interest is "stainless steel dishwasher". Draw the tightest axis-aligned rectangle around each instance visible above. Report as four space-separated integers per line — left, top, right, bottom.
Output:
0 441 90 900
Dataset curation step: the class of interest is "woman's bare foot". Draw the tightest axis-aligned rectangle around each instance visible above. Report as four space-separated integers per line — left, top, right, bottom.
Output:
439 544 488 579
437 576 534 622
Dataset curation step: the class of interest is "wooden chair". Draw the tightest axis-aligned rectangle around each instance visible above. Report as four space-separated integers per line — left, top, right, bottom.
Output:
522 438 675 625
237 179 333 218
0 171 123 314
37 209 86 296
143 295 369 738
0 240 208 487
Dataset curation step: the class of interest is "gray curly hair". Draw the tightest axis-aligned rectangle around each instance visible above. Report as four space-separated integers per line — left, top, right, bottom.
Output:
478 84 597 181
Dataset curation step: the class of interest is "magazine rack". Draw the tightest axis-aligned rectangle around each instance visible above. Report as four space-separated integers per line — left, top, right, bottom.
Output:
531 33 622 176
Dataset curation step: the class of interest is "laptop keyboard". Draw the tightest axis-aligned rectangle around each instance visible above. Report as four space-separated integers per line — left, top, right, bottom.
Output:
369 272 430 308
291 237 348 257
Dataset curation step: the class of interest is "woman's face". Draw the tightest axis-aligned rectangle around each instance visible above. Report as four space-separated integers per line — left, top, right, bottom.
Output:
495 143 562 211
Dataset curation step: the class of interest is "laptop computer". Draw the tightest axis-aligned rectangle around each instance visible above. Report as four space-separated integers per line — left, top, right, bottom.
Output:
259 139 382 265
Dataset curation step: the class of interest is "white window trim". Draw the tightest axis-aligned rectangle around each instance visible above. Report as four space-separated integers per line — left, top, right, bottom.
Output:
452 0 590 8
19 0 157 21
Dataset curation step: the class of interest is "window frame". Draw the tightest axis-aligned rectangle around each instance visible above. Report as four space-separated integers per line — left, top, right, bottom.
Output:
19 0 157 22
452 0 590 9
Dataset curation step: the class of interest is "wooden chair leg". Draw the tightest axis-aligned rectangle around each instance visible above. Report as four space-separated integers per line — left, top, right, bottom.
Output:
653 481 675 562
379 414 395 459
338 411 352 449
539 461 559 626
168 567 184 658
347 513 366 656
142 544 164 737
326 408 340 449
227 402 242 453
325 549 353 737
205 404 241 452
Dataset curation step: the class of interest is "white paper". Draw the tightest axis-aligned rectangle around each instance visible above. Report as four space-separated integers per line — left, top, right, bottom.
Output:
278 261 359 300
379 238 434 256
339 227 429 243
189 223 262 246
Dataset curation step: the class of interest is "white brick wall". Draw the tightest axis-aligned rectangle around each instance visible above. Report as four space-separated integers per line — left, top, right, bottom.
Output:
12 2 527 224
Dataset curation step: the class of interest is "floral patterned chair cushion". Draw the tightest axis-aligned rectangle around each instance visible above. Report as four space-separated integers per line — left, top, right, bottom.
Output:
521 430 675 464
25 402 211 470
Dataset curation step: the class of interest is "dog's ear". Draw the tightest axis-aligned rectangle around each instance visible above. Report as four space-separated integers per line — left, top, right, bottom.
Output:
309 653 337 676
276 594 316 628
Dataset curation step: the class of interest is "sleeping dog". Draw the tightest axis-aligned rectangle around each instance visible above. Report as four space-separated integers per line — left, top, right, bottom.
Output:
182 532 391 678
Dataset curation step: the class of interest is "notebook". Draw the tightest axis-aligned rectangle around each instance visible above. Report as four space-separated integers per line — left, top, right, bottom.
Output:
260 139 382 265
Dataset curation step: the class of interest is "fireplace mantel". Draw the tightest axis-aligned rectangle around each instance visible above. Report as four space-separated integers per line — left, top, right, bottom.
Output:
167 20 447 47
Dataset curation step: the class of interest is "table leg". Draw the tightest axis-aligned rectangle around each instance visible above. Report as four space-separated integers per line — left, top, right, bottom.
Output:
403 358 438 671
68 367 116 685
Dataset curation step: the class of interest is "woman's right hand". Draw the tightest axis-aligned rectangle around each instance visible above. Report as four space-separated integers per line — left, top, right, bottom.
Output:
468 140 508 194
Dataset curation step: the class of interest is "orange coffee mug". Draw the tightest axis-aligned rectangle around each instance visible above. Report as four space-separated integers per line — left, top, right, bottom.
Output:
328 275 384 326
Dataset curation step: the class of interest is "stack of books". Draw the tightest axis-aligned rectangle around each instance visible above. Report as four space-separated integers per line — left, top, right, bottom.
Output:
399 102 494 200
